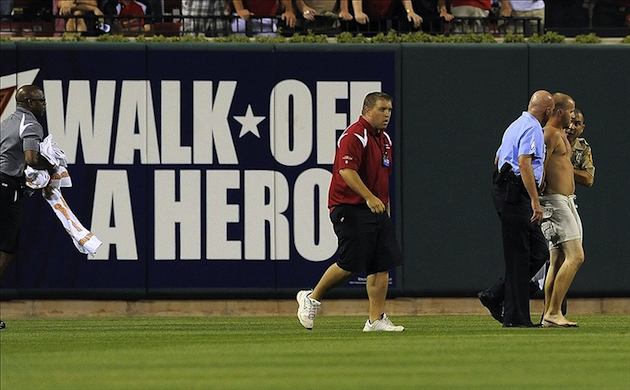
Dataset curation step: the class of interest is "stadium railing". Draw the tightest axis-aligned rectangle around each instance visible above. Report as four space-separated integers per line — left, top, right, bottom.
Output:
0 14 550 38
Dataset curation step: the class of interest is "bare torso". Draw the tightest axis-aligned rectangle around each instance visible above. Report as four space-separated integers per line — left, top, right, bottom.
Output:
544 126 575 196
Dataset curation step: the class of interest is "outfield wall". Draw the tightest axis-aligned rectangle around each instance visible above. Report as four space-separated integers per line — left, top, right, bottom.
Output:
0 42 628 298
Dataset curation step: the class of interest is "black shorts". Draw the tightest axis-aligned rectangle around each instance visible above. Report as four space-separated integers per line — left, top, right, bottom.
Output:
330 204 402 275
0 174 24 254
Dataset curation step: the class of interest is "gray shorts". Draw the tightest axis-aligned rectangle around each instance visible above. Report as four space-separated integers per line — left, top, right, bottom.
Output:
540 194 583 250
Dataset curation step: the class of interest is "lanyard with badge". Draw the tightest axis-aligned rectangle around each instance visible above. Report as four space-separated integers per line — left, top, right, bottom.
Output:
381 135 390 167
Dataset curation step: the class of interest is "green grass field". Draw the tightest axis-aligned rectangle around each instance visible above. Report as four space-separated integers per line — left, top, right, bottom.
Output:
1 315 629 390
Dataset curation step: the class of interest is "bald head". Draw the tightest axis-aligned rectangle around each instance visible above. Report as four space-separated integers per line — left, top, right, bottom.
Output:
552 93 574 112
15 84 46 117
549 92 575 129
527 90 554 126
16 85 44 104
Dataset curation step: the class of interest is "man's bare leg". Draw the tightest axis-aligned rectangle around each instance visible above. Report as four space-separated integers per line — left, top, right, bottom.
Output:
310 263 352 301
544 239 584 325
543 249 564 316
366 271 389 322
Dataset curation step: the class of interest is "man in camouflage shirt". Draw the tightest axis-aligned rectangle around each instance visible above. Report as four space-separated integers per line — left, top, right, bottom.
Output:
567 109 595 188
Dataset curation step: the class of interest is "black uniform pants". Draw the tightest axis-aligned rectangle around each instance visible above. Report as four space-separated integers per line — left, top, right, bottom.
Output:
492 180 548 326
0 173 25 254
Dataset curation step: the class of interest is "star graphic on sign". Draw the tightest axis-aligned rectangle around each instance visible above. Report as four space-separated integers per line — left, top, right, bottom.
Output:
234 105 265 138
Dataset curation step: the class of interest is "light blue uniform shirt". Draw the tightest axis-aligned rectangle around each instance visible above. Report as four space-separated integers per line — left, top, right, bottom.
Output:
496 111 545 185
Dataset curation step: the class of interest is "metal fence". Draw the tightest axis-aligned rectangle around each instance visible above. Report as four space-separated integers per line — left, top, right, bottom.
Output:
0 14 547 38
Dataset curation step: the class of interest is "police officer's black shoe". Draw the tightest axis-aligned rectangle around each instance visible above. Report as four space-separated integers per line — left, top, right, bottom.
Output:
0 320 6 330
503 322 540 328
478 291 503 324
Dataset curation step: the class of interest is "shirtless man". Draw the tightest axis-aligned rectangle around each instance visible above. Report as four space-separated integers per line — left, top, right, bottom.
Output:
540 93 583 327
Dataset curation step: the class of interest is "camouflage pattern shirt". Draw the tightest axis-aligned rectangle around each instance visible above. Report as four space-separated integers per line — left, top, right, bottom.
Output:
571 137 595 178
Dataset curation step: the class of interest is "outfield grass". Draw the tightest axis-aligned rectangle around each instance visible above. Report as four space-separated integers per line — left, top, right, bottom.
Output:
1 314 629 390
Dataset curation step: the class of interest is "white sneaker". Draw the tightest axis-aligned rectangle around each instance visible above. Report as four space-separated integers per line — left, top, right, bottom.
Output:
362 314 404 332
296 290 321 330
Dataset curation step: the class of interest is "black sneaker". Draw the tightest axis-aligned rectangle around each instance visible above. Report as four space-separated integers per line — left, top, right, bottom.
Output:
0 320 5 330
478 291 503 324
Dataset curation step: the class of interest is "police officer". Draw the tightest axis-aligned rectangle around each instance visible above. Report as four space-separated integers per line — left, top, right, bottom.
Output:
482 107 594 324
567 109 595 188
481 90 555 327
0 85 54 330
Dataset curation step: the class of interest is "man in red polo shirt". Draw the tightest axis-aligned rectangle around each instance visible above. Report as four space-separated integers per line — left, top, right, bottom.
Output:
297 92 404 332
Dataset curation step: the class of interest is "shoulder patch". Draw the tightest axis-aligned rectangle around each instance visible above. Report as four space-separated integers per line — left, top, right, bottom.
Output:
353 129 368 148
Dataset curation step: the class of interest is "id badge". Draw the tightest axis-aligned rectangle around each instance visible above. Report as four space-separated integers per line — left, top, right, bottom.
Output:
382 157 390 167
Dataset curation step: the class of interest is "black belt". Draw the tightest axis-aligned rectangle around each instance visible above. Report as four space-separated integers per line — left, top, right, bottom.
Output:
0 172 25 190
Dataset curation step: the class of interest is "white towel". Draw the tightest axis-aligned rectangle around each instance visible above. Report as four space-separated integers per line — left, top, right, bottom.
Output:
24 166 50 189
25 166 72 190
45 188 103 256
24 135 102 256
39 134 68 167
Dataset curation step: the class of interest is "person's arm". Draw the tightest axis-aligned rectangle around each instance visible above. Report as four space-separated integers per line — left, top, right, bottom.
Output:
280 0 297 27
338 168 386 214
500 0 512 17
402 0 422 27
352 0 369 24
24 149 54 171
339 0 353 20
574 169 593 187
518 155 543 223
437 0 454 21
232 0 252 20
574 146 595 187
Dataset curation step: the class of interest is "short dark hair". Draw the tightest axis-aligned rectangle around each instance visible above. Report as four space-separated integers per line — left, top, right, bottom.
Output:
574 108 584 120
362 92 392 114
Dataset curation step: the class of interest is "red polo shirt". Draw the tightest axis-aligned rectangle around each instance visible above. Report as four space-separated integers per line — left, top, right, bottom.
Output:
245 0 280 16
328 116 393 209
363 0 395 18
451 0 491 10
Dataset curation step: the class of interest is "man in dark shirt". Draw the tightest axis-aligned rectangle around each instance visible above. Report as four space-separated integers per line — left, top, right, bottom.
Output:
297 92 404 332
0 85 54 329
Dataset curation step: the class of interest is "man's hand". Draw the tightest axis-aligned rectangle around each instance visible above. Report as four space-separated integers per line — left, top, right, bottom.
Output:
530 199 543 223
366 195 386 214
302 6 316 21
282 10 297 28
339 9 353 21
236 8 253 20
407 11 423 28
354 11 369 24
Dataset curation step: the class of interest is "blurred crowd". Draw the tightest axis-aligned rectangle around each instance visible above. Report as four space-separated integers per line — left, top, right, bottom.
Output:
0 0 629 36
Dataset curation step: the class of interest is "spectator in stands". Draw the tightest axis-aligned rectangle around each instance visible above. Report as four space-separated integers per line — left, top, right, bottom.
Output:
232 0 298 29
103 0 152 32
437 0 491 32
0 0 13 22
297 0 353 22
351 0 422 31
500 0 544 35
57 0 104 32
295 0 352 34
296 0 354 33
181 0 230 37
545 0 587 30
593 0 630 28
406 0 451 32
